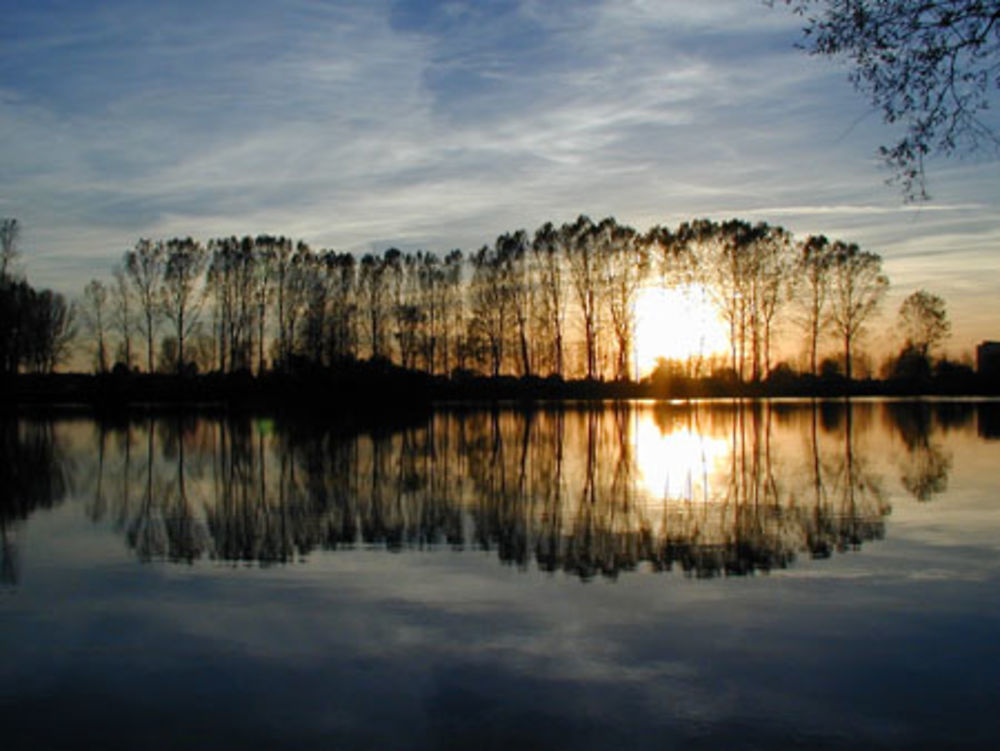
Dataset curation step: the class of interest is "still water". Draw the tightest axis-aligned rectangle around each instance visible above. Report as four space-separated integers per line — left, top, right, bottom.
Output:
2 400 998 749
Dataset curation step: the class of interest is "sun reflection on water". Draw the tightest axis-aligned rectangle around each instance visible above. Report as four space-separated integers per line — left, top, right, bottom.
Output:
633 412 729 505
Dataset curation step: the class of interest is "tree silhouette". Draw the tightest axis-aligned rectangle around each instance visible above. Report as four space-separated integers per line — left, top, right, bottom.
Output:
0 218 19 279
899 289 951 361
564 215 606 380
110 267 136 369
532 222 568 378
775 0 1000 199
793 235 835 377
162 238 208 374
828 241 888 380
602 221 647 381
358 250 393 361
124 239 165 373
496 231 535 378
25 289 76 373
468 243 512 377
80 279 110 373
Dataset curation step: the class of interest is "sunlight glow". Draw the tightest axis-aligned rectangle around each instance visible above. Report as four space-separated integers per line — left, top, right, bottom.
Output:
633 414 729 504
633 285 729 377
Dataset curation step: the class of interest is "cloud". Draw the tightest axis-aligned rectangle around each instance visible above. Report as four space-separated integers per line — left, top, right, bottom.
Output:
0 0 997 349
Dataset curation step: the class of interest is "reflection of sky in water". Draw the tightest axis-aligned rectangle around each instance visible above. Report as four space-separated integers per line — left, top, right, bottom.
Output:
2 402 999 749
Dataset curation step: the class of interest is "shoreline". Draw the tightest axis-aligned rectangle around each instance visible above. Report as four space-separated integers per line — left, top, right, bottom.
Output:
2 365 997 411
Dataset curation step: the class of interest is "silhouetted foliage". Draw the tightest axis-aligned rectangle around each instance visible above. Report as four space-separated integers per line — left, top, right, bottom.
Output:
1 219 77 375
80 279 110 374
124 239 165 373
775 0 1000 199
899 289 951 360
16 210 935 391
0 279 76 375
828 242 888 381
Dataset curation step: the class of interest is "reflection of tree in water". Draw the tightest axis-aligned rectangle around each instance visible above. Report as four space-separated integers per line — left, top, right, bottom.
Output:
17 402 926 579
453 402 891 579
884 402 962 502
0 419 71 584
105 417 213 563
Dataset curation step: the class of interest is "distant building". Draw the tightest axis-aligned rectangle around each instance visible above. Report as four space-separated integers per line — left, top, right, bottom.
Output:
976 341 1000 377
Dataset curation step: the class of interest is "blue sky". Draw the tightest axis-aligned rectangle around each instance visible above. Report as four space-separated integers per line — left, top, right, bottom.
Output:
1 0 997 354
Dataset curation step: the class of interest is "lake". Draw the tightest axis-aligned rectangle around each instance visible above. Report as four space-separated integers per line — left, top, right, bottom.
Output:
2 400 998 749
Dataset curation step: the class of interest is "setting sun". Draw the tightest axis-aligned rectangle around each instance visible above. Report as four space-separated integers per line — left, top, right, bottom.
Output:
633 285 729 377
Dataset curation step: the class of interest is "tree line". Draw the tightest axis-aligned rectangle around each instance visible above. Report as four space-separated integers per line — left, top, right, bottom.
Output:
0 219 76 375
66 214 922 383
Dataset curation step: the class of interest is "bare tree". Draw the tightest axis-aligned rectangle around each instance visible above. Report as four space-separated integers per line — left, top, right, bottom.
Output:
755 224 794 379
25 289 76 373
496 231 535 377
358 252 391 360
110 266 136 369
531 223 568 378
564 215 605 380
272 237 295 368
284 242 314 363
207 237 257 372
441 250 464 374
162 237 208 373
323 251 357 365
393 252 423 370
0 219 24 373
828 241 889 380
252 236 277 373
124 239 165 373
0 218 19 279
409 250 448 374
468 244 512 376
602 221 648 381
793 235 835 377
81 279 110 373
684 219 752 380
0 279 31 373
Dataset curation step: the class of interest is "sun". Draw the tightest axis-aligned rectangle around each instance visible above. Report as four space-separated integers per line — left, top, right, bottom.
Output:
633 284 729 377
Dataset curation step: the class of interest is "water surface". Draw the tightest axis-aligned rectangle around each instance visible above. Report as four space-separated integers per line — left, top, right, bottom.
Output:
2 400 998 749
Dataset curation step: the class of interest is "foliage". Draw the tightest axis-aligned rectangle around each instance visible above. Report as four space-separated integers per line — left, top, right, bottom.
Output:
776 0 1000 199
162 237 208 374
1 218 19 279
0 218 77 374
898 288 950 358
80 279 109 373
792 234 835 377
886 343 934 381
63 215 898 383
124 239 165 373
828 241 889 380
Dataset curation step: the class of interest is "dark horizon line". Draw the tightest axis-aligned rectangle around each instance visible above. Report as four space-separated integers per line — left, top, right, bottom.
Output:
2 359 997 410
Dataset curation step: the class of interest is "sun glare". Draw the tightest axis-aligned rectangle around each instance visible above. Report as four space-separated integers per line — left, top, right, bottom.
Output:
633 285 729 377
633 414 728 504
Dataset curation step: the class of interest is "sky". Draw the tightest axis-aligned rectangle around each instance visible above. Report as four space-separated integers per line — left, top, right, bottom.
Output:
1 0 997 358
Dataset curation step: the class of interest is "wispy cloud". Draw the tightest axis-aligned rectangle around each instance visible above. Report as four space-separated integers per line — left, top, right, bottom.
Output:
0 0 997 348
